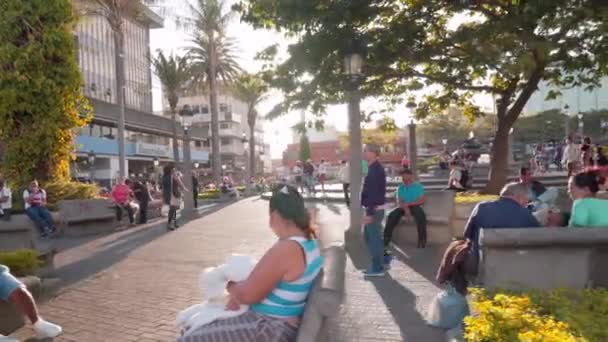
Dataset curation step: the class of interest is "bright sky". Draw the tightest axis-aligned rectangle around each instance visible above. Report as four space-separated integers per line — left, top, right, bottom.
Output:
149 4 492 158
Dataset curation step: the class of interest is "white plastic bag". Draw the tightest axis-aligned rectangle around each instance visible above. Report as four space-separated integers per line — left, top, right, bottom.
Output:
426 285 469 330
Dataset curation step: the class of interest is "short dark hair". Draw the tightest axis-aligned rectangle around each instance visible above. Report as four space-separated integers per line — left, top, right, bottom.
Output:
561 212 571 226
572 170 605 194
520 167 531 176
401 168 413 175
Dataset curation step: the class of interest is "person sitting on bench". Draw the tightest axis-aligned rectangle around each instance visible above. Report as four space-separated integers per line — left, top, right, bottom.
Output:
384 168 428 264
447 161 468 192
0 265 62 339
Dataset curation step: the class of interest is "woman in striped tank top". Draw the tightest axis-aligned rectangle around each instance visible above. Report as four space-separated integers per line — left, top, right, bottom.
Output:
179 185 323 342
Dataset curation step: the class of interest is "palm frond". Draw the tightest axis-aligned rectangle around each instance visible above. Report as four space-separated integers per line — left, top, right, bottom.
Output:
186 33 242 85
152 50 192 108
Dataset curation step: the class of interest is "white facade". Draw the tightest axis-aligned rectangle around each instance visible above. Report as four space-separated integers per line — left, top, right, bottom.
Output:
524 77 608 114
74 2 160 112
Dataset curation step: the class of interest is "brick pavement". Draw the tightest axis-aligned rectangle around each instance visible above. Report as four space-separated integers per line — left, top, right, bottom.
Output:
11 199 276 342
311 202 446 342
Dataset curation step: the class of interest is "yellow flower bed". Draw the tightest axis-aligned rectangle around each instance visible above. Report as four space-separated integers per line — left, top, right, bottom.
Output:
465 288 608 342
455 192 498 204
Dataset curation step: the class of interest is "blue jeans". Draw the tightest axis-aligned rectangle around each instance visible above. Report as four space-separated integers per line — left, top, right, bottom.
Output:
364 209 385 271
25 206 54 235
0 265 22 301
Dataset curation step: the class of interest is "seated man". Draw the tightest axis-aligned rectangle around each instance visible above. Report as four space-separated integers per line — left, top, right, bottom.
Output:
111 177 136 226
384 168 427 257
23 181 56 238
0 265 62 339
533 207 570 227
519 166 559 211
463 182 540 272
446 161 468 192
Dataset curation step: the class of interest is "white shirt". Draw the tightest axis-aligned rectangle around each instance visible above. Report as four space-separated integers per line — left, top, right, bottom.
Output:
292 166 303 176
318 163 328 175
0 187 11 209
449 169 464 189
339 164 350 183
562 144 581 163
23 189 46 210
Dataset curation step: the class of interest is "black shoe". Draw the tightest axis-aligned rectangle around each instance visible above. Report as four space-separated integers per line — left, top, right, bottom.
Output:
167 223 175 231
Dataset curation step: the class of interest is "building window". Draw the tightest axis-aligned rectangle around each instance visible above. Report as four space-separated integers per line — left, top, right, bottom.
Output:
221 137 230 145
201 105 209 114
193 105 200 114
225 110 232 121
220 123 230 129
219 103 227 112
203 139 210 147
194 140 202 147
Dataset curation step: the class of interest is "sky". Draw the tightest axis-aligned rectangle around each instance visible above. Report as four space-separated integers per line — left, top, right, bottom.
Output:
148 3 495 158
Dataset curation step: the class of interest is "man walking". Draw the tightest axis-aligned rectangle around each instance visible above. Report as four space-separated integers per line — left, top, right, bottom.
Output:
562 137 581 177
384 168 427 258
338 160 350 207
361 144 387 277
192 172 199 209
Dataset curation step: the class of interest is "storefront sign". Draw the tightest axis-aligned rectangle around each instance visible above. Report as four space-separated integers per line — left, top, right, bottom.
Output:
135 142 171 158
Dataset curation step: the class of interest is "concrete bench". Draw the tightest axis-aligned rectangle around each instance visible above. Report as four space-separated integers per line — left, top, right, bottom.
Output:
0 214 59 277
59 199 116 236
479 227 608 290
390 190 456 245
296 214 346 342
0 276 41 335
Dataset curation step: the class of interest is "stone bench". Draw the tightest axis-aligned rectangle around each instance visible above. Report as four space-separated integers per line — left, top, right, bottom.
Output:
0 214 59 277
296 214 345 342
59 199 116 236
479 227 608 290
0 275 41 335
390 190 456 245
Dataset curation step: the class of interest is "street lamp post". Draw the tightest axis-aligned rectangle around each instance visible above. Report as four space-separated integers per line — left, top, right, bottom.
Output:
578 113 584 139
344 39 366 234
88 150 96 183
181 120 195 220
508 127 515 164
442 138 448 151
242 132 250 194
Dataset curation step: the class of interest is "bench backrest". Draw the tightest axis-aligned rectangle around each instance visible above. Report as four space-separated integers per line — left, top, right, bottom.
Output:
479 227 608 290
422 190 455 224
59 199 113 222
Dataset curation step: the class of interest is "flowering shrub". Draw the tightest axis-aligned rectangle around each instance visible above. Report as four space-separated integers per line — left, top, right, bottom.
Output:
455 192 498 204
465 288 608 342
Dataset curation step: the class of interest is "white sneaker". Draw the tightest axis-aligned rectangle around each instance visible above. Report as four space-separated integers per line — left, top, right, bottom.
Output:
33 319 62 338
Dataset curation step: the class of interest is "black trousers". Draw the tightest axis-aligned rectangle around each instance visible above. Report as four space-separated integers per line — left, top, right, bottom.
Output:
116 204 135 224
138 200 149 224
168 206 178 225
193 191 199 208
384 205 427 248
342 183 350 206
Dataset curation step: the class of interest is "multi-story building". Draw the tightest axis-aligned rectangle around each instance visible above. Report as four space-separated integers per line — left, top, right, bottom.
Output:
71 1 209 185
164 85 271 177
524 77 608 114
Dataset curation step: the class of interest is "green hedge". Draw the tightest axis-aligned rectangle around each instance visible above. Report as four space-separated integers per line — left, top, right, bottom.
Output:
0 249 42 277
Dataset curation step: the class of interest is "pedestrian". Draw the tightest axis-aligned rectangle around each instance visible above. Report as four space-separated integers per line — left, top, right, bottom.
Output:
562 137 581 177
568 170 608 227
161 166 179 230
192 172 200 209
581 136 594 168
595 145 608 167
338 160 350 207
177 185 322 342
23 180 56 238
133 177 152 224
361 143 387 277
446 161 467 192
169 170 188 229
0 177 12 221
0 265 62 339
292 161 304 193
318 159 328 194
383 168 428 257
401 153 410 169
111 177 136 226
303 159 316 195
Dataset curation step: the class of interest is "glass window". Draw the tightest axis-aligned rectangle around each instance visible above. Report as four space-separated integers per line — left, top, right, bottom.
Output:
220 123 230 129
225 111 232 121
194 140 202 147
203 139 210 147
219 103 227 112
193 105 200 114
221 137 230 145
201 105 209 114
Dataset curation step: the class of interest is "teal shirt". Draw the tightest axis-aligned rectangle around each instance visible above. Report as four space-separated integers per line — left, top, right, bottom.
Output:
397 181 425 204
569 198 608 228
362 160 368 176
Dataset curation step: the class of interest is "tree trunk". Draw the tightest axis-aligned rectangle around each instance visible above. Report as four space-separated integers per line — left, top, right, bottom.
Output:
485 123 511 194
171 107 180 164
208 33 221 183
114 28 127 178
249 124 255 177
347 87 363 233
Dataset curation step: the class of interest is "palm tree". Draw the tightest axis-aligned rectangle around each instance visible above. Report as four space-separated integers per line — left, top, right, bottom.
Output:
185 0 241 183
232 73 268 177
152 51 191 164
83 0 157 178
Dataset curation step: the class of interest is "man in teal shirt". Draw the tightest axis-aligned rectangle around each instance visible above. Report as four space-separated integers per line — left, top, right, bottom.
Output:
384 168 428 257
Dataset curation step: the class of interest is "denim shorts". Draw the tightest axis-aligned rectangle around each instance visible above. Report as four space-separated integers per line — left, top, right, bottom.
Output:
0 265 22 301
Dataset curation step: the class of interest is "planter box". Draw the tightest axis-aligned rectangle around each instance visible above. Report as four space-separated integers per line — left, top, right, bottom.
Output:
451 203 477 237
58 199 116 236
0 276 41 335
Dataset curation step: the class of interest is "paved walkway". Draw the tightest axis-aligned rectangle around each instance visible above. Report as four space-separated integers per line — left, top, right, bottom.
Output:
11 199 444 342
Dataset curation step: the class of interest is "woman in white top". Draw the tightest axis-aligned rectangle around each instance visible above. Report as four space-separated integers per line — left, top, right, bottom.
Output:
317 160 328 194
0 178 11 221
338 160 350 206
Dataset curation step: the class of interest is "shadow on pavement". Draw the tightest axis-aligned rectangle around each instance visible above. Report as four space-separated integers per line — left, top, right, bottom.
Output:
390 243 446 284
49 201 235 291
345 237 444 341
321 202 342 215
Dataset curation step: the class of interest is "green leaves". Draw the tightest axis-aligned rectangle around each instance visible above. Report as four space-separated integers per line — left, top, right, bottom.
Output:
152 50 191 110
0 0 90 188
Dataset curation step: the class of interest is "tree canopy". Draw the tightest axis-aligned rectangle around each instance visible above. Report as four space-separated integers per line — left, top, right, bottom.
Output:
0 0 90 187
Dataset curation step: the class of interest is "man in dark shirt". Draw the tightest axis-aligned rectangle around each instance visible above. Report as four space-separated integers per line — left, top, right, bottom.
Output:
463 182 540 272
361 144 387 277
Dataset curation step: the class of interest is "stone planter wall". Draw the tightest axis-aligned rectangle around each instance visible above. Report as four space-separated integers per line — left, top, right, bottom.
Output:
451 202 477 238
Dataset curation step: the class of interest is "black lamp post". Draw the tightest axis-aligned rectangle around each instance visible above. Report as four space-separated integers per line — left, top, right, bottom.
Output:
344 38 366 233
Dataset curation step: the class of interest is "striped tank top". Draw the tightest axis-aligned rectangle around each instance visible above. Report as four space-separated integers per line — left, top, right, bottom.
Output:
251 236 323 318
